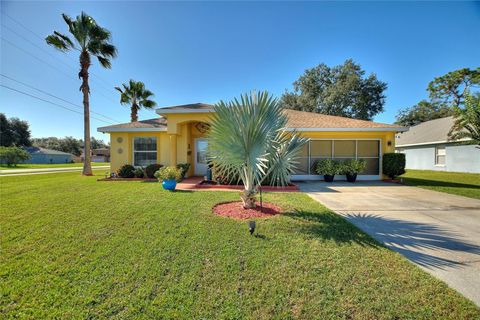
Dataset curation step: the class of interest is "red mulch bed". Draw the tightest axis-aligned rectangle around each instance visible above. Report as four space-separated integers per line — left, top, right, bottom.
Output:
197 181 299 192
213 201 282 220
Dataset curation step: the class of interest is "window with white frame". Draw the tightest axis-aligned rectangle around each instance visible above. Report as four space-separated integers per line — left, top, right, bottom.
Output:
435 145 446 165
133 137 157 166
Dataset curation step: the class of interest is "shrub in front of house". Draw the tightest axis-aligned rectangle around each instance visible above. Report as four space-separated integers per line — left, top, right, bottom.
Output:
154 166 182 181
0 146 30 166
154 166 182 191
145 164 163 178
382 153 406 180
134 167 145 178
341 159 367 183
315 159 341 182
117 164 135 178
176 163 191 180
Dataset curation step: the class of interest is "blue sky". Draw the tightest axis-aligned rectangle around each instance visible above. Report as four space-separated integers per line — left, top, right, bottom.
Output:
1 1 479 141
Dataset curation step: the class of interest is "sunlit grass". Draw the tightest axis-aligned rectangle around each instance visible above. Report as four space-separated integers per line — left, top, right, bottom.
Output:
0 162 109 170
1 171 478 318
401 169 480 199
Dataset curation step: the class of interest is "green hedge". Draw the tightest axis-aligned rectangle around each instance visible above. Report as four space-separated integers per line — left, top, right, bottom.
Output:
117 164 135 178
382 153 406 179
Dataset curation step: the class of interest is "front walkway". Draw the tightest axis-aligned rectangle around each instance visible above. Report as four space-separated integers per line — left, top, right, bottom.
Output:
298 181 480 306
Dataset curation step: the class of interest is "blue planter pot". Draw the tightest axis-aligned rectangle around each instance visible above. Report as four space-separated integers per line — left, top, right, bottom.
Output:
162 179 177 191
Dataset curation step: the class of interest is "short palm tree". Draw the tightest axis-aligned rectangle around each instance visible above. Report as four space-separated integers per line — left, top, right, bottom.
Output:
115 80 157 122
46 12 117 176
208 91 308 208
449 93 480 148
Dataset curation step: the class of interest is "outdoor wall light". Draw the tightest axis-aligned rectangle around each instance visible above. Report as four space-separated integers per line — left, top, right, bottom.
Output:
387 140 392 146
248 220 256 235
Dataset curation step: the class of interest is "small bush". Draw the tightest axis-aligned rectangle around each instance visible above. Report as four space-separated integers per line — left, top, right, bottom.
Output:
176 163 191 180
383 153 406 179
145 164 163 178
134 167 145 178
117 164 135 178
315 159 341 176
341 159 367 175
0 146 30 166
154 166 182 181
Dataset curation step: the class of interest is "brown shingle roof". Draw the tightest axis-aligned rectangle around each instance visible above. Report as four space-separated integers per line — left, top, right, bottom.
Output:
283 109 404 130
98 106 405 132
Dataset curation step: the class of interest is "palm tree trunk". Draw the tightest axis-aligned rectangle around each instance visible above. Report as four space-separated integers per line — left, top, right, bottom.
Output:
241 189 256 209
80 51 92 176
131 103 139 122
241 167 256 208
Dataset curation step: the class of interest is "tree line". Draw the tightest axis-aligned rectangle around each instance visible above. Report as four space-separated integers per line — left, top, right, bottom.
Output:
0 113 108 156
395 68 479 126
279 60 479 126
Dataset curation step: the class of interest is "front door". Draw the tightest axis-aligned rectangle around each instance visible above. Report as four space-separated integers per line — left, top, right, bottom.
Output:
194 138 208 176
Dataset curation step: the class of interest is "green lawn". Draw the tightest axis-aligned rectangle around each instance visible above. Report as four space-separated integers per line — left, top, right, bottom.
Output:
0 162 109 170
1 172 478 319
401 169 480 200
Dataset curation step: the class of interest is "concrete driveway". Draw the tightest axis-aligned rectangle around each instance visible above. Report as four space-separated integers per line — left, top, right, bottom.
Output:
299 181 480 306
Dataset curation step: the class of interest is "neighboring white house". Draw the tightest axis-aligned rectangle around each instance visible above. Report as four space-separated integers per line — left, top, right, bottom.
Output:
395 116 479 173
22 147 74 164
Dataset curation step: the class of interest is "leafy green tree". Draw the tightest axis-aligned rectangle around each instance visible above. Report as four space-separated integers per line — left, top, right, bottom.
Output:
395 100 455 126
32 136 82 156
9 117 32 147
428 68 480 107
115 80 157 122
449 93 480 147
0 146 30 166
90 137 108 150
0 113 14 147
0 113 31 147
281 59 387 120
46 12 117 175
208 91 308 208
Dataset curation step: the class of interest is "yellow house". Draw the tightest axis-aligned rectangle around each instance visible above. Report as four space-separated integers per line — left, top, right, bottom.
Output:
98 103 407 180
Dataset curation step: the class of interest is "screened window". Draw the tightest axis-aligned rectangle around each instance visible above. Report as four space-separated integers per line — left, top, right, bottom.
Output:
293 139 381 176
293 144 309 174
357 140 380 175
133 137 157 166
435 145 446 165
310 140 332 173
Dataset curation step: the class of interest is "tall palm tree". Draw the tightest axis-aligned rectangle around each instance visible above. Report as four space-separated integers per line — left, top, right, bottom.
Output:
115 80 157 122
449 93 480 148
208 91 308 208
46 12 117 175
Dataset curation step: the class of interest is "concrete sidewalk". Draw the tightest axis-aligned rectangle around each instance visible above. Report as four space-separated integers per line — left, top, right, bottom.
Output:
0 166 109 176
299 181 480 306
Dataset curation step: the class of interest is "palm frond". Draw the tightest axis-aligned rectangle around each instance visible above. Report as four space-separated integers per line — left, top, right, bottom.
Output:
115 80 157 117
139 99 157 109
47 11 116 70
45 34 73 52
208 91 307 197
96 56 111 69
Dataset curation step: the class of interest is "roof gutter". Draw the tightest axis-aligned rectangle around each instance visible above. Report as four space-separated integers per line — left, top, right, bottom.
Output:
284 127 408 132
396 138 472 148
156 108 214 115
97 127 167 133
